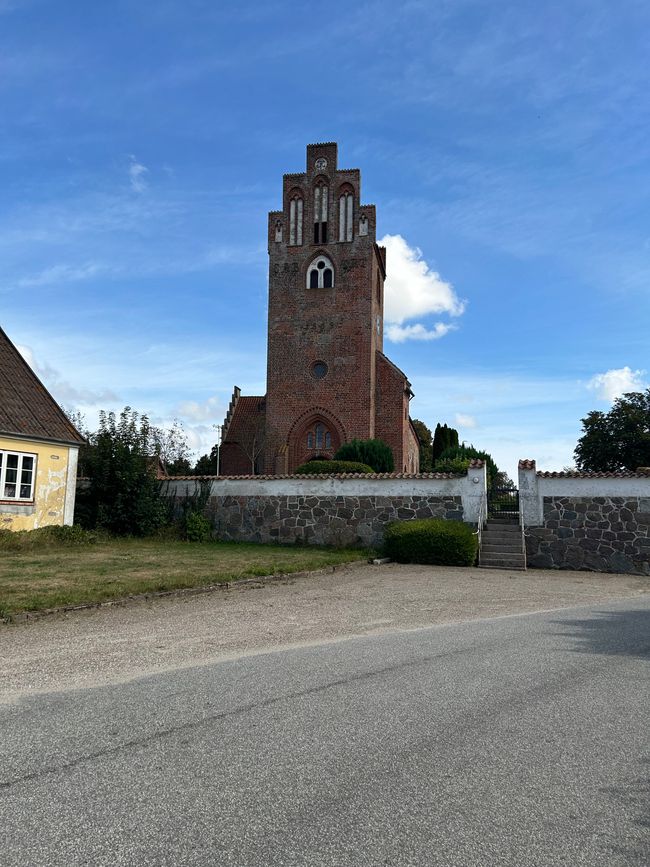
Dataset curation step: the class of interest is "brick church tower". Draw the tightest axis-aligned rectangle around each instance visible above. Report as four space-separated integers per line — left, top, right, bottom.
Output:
220 143 420 476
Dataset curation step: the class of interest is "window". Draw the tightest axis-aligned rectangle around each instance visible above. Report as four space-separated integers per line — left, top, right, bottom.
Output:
338 189 353 242
311 361 328 379
359 213 368 236
306 255 334 289
313 181 328 244
306 422 332 451
289 193 303 245
0 450 36 501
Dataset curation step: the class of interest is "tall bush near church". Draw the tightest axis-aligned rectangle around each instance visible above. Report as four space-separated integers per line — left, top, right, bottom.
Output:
334 438 394 472
77 407 168 536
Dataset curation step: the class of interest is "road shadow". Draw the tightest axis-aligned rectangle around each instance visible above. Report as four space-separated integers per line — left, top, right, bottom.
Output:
551 607 650 661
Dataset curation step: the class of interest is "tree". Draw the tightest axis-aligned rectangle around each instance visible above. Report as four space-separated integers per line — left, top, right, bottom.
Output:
334 438 394 472
194 444 220 476
574 389 650 472
75 407 170 535
149 418 192 475
432 423 459 463
411 419 433 472
434 443 500 489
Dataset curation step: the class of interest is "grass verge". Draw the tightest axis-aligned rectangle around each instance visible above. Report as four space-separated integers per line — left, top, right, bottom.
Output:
0 537 367 619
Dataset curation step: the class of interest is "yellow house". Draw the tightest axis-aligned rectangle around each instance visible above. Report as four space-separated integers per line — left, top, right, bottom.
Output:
0 326 85 531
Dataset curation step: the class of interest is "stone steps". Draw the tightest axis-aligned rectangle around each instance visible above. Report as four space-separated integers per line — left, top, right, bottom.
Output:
479 518 526 570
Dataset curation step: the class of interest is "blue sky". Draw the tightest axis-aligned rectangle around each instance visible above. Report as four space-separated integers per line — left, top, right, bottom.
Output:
2 0 649 478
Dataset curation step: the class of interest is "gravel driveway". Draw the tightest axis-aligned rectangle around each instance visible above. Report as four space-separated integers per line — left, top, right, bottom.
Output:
1 563 648 703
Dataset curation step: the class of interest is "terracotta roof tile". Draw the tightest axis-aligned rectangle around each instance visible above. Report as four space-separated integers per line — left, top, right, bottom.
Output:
537 470 649 478
518 459 537 470
164 472 465 481
0 326 85 445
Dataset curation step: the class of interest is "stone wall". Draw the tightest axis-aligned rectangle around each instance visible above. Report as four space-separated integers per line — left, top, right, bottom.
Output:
519 461 650 575
163 464 487 548
525 496 650 575
209 493 463 547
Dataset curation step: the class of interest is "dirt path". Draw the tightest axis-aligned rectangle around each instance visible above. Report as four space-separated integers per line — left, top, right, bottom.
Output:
1 563 648 703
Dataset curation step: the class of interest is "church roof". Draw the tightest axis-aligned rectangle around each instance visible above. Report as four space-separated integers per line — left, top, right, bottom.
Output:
0 326 85 446
222 395 266 444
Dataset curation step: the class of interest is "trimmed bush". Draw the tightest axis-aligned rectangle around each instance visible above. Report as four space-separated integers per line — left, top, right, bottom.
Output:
294 460 374 475
334 439 394 472
384 518 477 566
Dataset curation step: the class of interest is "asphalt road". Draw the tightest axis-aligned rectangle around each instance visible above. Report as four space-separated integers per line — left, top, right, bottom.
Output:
1 598 649 866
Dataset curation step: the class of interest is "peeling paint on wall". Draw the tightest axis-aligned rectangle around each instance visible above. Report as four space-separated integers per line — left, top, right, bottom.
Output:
0 437 74 530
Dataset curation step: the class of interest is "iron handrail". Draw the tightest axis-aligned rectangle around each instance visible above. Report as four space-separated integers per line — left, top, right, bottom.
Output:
519 499 527 570
474 491 487 566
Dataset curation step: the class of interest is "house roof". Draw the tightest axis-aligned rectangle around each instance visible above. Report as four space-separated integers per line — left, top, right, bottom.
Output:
0 326 85 446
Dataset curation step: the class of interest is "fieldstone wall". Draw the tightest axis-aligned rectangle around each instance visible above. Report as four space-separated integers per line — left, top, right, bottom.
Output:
525 496 650 575
208 494 464 547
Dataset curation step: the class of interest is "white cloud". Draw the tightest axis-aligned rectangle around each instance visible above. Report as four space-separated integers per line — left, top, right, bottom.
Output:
380 234 465 321
13 261 106 289
17 344 119 406
454 413 477 428
379 234 465 343
175 395 225 422
586 366 647 402
386 322 455 342
128 155 149 192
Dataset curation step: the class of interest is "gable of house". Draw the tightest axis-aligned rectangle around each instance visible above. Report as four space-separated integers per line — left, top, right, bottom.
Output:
0 326 85 530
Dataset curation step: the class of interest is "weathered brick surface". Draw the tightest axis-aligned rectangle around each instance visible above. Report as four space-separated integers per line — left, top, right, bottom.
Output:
221 143 417 476
526 496 650 575
207 494 463 548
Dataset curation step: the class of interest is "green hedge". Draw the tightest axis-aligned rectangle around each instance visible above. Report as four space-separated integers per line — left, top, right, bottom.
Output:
294 460 374 475
334 438 394 472
384 518 477 566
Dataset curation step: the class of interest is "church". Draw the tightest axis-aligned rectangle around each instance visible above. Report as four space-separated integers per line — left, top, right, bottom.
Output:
220 142 420 476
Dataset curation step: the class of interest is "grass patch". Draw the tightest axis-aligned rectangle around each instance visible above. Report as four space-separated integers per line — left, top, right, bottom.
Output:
0 537 367 618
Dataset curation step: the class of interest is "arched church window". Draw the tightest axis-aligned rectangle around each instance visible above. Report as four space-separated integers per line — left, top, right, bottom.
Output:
306 255 334 289
359 213 368 236
313 181 328 244
338 189 353 242
289 192 303 246
275 220 283 243
305 421 333 451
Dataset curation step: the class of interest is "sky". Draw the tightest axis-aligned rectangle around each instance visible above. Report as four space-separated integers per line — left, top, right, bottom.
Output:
2 0 649 479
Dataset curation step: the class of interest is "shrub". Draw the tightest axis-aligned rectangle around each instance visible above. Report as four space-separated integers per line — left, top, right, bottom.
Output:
184 511 212 543
430 457 471 476
294 460 374 474
384 518 477 566
174 479 213 541
0 525 97 551
334 439 394 472
434 444 499 489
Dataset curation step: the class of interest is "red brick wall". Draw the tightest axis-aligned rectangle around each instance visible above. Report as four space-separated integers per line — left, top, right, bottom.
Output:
264 144 384 473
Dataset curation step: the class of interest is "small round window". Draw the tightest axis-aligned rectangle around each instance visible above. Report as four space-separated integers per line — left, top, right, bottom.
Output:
312 361 328 379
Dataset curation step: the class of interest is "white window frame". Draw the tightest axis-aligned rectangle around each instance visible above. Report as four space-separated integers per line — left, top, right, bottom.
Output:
0 449 37 502
306 255 335 289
